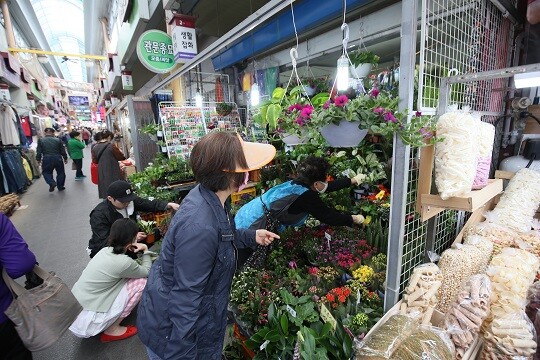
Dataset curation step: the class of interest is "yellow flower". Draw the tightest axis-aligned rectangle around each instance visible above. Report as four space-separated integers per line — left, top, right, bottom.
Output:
375 190 385 200
363 216 372 225
352 265 375 283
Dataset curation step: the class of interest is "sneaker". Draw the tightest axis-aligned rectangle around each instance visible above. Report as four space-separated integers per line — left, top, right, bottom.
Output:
58 187 66 191
75 177 83 181
49 184 56 192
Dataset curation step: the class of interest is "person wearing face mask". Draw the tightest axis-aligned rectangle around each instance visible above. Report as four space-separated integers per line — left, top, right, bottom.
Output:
234 156 366 268
87 180 180 258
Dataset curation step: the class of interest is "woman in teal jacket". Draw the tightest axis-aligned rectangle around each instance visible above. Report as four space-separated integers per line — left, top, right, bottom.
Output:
67 130 86 179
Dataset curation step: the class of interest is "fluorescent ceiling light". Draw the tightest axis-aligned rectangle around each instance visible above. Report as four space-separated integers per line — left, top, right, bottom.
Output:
514 71 540 89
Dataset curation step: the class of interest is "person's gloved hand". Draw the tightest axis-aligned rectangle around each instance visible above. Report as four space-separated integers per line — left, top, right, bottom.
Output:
351 173 366 185
352 214 365 225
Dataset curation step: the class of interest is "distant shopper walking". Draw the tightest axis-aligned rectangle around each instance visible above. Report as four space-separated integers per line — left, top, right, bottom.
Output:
36 127 68 192
81 128 91 146
91 130 125 199
67 131 86 180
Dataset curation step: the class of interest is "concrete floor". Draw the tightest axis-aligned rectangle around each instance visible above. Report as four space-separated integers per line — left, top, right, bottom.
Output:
10 147 149 360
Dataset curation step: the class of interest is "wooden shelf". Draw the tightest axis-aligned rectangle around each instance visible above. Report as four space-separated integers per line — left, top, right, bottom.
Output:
420 179 503 221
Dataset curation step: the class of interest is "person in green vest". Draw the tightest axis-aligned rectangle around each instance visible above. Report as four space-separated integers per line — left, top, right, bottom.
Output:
67 130 86 180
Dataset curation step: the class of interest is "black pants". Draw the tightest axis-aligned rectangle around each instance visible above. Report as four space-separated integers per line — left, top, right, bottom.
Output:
0 320 32 360
73 158 84 177
41 155 65 188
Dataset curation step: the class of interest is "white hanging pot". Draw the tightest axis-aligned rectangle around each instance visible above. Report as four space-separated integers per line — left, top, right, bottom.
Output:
281 132 309 146
351 63 372 78
301 85 316 96
148 134 158 141
161 146 168 153
321 120 368 148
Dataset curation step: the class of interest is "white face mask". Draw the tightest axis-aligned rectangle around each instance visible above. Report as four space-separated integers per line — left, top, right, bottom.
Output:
238 172 249 192
315 181 328 194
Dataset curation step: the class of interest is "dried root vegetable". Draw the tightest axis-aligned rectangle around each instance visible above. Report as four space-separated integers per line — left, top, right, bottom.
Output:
356 315 418 359
444 274 492 359
488 168 540 233
472 122 495 190
463 234 494 271
400 263 443 325
390 328 455 360
436 244 485 313
434 111 480 200
526 283 540 360
482 312 537 359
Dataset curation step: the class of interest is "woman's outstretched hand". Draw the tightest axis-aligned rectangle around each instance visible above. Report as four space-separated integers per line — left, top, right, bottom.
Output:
255 229 280 246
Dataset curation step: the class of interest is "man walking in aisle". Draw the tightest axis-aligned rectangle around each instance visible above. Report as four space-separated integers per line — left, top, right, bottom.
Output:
36 127 68 192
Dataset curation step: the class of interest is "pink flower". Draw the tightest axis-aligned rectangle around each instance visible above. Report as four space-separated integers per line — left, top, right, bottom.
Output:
288 260 297 269
415 111 422 117
288 104 303 112
370 88 380 98
383 111 397 123
419 127 433 140
300 105 314 118
373 107 384 114
334 95 349 107
295 117 306 126
323 100 331 109
308 267 319 275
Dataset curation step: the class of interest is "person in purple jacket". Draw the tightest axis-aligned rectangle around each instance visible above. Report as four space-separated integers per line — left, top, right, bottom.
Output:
0 212 36 360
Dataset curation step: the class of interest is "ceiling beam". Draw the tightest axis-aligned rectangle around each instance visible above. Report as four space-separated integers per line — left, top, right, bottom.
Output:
9 48 107 60
8 0 64 78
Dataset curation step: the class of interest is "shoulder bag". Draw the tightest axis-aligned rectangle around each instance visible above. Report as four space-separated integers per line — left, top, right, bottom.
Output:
2 265 83 351
91 143 109 185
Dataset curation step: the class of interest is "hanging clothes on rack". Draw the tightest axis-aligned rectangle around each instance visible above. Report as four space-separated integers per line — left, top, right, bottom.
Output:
0 105 21 146
21 150 40 179
10 106 28 148
264 67 279 97
0 147 28 194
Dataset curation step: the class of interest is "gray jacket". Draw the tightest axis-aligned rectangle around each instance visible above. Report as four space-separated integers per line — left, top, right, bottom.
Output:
137 184 256 359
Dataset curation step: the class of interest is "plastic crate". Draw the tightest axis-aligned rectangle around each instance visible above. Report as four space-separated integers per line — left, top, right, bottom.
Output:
231 187 256 204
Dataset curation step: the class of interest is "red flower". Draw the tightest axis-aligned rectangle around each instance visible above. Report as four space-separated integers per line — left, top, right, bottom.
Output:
308 267 319 275
338 295 346 303
370 88 380 98
326 294 335 302
334 95 349 107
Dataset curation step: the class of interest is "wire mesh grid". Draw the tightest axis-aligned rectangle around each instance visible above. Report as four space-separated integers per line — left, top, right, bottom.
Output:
182 71 234 104
418 0 514 114
399 148 428 292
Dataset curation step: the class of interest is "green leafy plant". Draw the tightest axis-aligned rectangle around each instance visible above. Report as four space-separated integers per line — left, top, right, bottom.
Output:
140 123 160 136
137 220 156 233
216 102 234 116
349 50 380 66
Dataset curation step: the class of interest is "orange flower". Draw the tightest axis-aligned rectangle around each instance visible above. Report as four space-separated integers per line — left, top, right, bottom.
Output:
332 303 338 308
326 294 335 302
338 295 346 303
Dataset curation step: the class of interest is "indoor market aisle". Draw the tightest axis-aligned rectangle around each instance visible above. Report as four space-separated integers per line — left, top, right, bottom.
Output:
9 147 149 360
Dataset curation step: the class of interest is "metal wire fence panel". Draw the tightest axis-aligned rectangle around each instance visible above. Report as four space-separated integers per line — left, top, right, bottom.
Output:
432 210 459 255
418 0 515 114
399 148 428 293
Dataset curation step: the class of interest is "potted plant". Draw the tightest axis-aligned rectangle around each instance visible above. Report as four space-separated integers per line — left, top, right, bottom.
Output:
137 220 157 244
349 50 380 78
216 102 234 116
311 95 368 148
301 76 330 96
156 140 167 153
140 123 161 141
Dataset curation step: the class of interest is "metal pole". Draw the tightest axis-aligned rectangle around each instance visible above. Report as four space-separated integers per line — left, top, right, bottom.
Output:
0 0 16 48
384 0 417 311
126 96 142 170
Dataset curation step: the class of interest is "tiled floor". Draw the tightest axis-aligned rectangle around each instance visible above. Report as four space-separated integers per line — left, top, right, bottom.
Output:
10 147 149 360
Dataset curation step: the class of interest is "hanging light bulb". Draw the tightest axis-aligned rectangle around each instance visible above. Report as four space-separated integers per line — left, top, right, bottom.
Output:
251 82 260 107
195 91 203 107
336 55 349 91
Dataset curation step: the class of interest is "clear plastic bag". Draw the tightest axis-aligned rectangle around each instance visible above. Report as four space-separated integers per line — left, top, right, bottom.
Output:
526 283 540 360
444 274 492 359
355 315 418 359
400 263 443 325
390 326 455 360
472 122 495 190
482 312 537 359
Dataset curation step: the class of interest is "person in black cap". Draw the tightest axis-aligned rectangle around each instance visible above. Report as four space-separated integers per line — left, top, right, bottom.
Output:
87 180 180 258
36 127 68 192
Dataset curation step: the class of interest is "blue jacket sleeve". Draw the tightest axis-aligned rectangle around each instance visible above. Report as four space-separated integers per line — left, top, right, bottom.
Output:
233 229 257 249
163 223 218 359
0 213 36 278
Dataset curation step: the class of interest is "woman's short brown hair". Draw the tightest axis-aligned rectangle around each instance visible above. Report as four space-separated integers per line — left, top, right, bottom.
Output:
190 131 248 192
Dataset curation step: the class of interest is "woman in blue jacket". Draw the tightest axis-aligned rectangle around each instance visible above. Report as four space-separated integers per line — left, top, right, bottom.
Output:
137 132 279 359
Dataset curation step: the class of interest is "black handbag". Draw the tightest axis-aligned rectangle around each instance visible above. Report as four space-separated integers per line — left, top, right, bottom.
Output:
243 198 280 268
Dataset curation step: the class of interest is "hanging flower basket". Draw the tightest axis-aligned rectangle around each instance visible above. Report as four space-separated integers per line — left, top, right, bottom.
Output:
301 85 316 97
281 132 309 146
351 63 372 78
321 120 368 148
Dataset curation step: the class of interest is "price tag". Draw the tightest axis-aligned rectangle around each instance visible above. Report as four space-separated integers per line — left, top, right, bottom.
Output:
319 303 337 332
286 305 297 318
325 232 332 250
357 290 362 305
260 340 270 350
296 330 304 344
341 169 353 177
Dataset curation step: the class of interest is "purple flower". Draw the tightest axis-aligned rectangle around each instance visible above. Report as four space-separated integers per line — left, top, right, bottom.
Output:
334 95 349 107
288 104 303 112
383 111 397 123
300 105 314 118
373 107 384 114
370 88 380 98
288 260 297 269
323 100 331 109
295 117 306 126
415 111 422 117
419 127 433 139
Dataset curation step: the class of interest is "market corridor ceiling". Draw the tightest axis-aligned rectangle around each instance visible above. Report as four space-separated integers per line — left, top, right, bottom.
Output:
29 0 86 82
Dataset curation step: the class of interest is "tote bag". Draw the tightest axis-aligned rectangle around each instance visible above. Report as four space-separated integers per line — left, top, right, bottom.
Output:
91 143 109 185
2 265 83 351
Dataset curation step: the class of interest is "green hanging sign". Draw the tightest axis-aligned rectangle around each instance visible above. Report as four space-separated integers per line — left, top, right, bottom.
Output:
136 30 175 73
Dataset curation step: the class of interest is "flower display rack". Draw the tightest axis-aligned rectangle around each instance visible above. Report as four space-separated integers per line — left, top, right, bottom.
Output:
416 144 503 221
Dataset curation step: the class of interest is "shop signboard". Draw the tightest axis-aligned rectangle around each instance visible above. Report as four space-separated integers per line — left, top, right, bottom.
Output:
68 96 89 106
121 71 133 90
172 26 197 62
136 30 175 73
0 84 10 101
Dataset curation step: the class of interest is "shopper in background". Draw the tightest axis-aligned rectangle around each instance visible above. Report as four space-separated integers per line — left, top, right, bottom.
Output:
87 180 180 258
137 132 279 360
67 130 86 180
234 156 367 268
36 127 68 192
70 218 150 343
81 128 91 147
0 212 36 360
91 130 125 199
